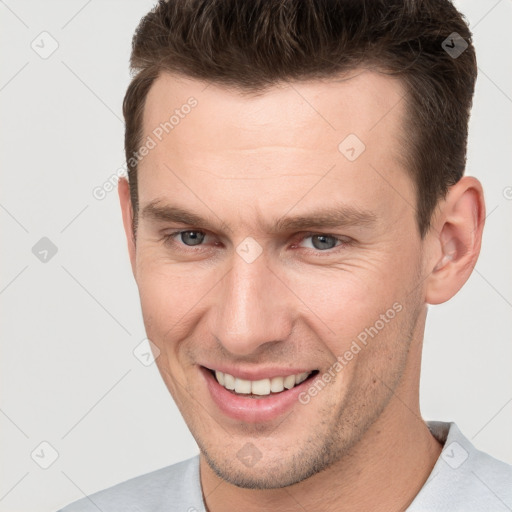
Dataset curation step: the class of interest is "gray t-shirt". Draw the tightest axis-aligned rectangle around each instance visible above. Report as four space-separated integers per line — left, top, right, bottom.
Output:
57 421 512 511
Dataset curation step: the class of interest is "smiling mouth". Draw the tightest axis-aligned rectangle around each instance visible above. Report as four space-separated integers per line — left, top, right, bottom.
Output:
205 367 319 398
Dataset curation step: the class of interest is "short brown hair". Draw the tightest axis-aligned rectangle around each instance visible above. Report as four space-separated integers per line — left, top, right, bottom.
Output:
123 0 477 238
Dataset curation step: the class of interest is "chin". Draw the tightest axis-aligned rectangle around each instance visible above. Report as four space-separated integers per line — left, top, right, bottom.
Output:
198 432 341 490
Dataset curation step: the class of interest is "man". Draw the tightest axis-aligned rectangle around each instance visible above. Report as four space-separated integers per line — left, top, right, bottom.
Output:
59 0 512 510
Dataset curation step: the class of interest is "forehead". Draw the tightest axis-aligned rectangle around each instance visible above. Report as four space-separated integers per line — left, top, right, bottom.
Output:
142 68 407 155
137 69 413 231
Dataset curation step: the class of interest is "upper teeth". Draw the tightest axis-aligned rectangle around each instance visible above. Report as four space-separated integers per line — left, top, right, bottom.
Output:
214 370 311 395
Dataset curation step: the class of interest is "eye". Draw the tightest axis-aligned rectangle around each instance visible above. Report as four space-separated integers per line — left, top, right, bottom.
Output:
162 230 350 255
165 230 207 247
179 230 205 246
297 233 344 251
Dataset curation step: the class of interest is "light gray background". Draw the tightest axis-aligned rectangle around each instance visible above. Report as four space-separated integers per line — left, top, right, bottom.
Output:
1 1 511 511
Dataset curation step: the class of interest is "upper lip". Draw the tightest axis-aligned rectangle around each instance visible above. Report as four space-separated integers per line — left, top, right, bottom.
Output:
201 364 316 381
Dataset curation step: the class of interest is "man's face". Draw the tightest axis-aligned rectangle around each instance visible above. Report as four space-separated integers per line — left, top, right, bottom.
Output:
126 70 430 488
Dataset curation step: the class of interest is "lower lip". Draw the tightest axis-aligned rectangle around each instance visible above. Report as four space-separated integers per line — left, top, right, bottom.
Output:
201 367 314 423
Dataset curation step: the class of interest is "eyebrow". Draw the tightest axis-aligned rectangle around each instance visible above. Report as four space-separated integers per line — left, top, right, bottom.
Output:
140 200 378 234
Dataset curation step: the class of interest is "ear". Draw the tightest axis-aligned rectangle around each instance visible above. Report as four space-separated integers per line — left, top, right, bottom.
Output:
424 176 486 305
118 177 137 277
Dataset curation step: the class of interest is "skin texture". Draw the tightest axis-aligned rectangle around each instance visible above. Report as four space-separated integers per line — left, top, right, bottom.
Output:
119 69 485 511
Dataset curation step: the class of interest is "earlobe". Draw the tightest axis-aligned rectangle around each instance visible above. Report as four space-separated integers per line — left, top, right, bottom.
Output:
118 177 137 277
425 177 485 305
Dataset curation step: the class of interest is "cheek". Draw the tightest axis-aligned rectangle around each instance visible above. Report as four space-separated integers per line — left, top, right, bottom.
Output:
134 248 223 355
136 244 198 304
289 265 400 329
135 260 193 339
284 251 417 360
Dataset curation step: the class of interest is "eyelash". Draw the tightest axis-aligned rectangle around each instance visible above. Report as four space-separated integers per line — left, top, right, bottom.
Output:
161 230 351 256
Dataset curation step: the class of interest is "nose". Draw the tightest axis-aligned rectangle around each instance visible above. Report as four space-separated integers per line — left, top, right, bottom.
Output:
212 249 294 356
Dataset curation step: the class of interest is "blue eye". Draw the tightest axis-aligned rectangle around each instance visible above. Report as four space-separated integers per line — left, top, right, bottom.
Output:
177 230 205 246
163 230 349 257
162 230 208 249
299 234 341 251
